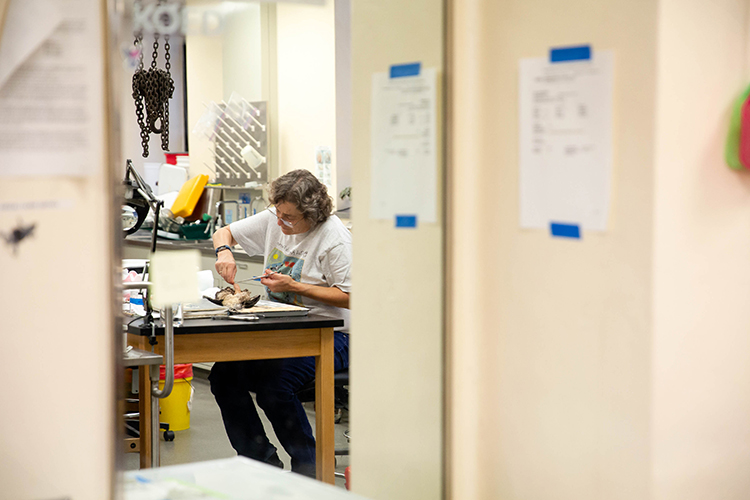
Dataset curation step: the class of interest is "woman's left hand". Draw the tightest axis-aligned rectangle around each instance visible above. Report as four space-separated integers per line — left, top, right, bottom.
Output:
260 272 297 293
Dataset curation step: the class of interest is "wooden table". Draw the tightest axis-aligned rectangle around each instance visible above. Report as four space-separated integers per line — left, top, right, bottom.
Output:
126 314 344 484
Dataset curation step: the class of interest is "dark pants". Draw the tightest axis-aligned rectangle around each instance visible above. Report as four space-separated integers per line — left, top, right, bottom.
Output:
209 331 349 476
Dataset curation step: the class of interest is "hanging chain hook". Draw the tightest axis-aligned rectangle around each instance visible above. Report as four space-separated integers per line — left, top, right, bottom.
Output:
132 0 174 158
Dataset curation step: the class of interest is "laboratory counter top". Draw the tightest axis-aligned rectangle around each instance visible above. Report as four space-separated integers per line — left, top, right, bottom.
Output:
124 230 263 264
126 314 345 336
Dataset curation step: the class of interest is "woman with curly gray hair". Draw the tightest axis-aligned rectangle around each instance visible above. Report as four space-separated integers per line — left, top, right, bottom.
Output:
210 169 351 478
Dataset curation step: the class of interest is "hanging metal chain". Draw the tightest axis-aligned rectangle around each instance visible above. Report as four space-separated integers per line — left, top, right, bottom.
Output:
151 33 159 69
132 7 149 157
164 38 171 75
132 0 174 158
162 35 172 151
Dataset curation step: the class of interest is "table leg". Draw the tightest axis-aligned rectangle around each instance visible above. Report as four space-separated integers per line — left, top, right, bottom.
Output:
138 365 153 469
150 365 160 468
315 327 335 484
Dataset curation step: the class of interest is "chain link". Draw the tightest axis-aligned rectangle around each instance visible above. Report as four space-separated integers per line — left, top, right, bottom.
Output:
164 36 171 74
163 34 172 151
151 34 159 70
135 33 144 71
133 7 147 156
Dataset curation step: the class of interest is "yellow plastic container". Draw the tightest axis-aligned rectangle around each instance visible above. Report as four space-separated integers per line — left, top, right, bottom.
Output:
171 174 209 218
158 376 193 431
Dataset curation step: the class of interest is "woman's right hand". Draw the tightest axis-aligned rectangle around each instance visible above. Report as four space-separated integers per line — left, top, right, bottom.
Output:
215 252 237 284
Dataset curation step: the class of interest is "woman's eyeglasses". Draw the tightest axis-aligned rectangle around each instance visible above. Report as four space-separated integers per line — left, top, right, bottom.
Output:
267 205 302 228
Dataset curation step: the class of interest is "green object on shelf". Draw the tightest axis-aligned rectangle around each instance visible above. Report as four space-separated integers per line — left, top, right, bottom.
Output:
180 222 211 240
725 83 750 170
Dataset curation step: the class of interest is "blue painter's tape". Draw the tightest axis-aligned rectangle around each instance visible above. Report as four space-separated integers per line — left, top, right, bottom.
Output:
550 222 581 239
550 45 591 63
390 62 421 78
395 215 417 228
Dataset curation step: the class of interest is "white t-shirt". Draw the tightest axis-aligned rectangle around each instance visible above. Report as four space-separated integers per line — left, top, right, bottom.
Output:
229 210 352 331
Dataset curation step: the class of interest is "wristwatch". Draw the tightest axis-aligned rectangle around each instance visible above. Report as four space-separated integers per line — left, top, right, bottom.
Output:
215 245 232 257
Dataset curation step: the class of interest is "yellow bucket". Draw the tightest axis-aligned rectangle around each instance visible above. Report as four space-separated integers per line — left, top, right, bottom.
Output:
158 377 193 431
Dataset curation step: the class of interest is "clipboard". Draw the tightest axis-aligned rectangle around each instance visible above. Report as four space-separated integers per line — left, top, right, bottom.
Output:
237 299 309 317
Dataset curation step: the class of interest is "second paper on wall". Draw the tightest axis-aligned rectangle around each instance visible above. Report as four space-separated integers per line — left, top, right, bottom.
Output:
370 66 438 225
519 50 614 231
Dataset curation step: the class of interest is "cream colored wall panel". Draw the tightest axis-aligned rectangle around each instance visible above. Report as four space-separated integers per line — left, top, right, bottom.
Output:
0 184 115 500
350 0 444 498
276 0 336 187
449 0 657 498
450 0 750 499
185 0 223 179
0 0 115 497
223 3 263 103
652 0 750 498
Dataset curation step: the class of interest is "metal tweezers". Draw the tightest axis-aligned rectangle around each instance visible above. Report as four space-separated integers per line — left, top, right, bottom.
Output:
212 314 261 322
234 272 278 284
226 315 260 322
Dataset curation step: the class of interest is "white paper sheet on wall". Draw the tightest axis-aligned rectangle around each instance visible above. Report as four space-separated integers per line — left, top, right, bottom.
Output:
518 50 614 231
0 0 104 177
149 250 201 307
369 65 437 225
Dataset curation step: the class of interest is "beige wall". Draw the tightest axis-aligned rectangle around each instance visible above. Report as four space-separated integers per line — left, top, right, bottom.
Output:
185 0 224 180
349 0 444 498
222 3 263 102
0 182 116 500
449 0 750 499
652 0 750 498
276 0 337 189
0 0 116 498
449 0 657 498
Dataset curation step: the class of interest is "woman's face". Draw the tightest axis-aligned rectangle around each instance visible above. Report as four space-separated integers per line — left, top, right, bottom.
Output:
272 201 311 235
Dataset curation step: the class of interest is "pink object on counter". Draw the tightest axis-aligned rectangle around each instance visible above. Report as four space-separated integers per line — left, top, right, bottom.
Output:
739 95 750 169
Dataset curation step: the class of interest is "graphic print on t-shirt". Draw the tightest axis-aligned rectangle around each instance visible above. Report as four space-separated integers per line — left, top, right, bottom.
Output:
265 248 305 306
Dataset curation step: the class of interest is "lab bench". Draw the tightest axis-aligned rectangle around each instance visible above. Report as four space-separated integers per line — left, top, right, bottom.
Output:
123 231 268 373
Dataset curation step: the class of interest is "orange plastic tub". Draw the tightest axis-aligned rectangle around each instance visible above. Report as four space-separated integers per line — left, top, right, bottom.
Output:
171 174 209 218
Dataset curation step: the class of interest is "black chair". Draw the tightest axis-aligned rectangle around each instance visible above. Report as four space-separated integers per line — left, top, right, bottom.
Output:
295 367 349 456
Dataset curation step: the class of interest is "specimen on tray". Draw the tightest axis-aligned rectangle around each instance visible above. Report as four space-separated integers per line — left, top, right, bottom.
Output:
208 287 260 310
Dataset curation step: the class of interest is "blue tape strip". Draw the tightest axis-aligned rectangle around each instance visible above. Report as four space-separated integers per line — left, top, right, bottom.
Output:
550 222 581 239
390 62 421 78
395 215 417 228
550 45 591 63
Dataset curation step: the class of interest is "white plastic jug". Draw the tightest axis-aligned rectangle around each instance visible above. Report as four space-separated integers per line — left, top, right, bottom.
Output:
158 164 188 195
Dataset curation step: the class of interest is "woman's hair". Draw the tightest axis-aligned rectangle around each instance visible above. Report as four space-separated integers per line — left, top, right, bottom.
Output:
269 169 333 226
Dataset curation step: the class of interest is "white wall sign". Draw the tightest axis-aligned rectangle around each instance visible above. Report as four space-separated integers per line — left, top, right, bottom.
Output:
370 64 437 226
149 249 201 307
0 0 104 177
518 49 614 231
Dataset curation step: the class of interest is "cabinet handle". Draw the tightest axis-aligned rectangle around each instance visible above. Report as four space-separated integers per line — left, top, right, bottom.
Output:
238 263 248 270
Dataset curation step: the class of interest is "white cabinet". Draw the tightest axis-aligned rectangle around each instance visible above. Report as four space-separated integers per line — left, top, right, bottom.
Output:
199 255 265 296
123 244 149 260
